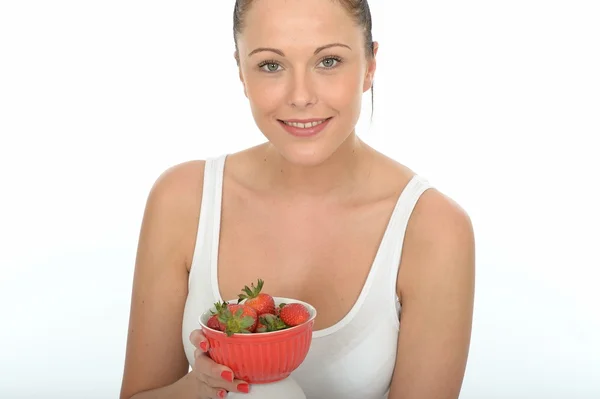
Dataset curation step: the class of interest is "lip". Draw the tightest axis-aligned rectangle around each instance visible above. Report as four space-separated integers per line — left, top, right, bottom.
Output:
277 117 333 138
281 118 330 123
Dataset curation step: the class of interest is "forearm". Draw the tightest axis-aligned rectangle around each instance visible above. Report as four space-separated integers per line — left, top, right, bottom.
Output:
126 372 194 399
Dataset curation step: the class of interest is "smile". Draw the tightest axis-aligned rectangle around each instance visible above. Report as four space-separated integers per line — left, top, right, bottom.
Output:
280 118 331 129
277 117 333 138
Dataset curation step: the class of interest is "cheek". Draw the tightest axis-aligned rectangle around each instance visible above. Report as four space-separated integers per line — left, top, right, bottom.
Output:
315 70 364 122
318 73 363 111
245 76 286 115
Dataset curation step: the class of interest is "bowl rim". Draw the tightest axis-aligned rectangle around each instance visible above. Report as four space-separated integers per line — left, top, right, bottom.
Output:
198 296 317 338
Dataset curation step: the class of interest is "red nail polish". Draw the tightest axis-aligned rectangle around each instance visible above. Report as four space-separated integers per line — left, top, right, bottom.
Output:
218 389 227 398
199 341 208 352
221 370 234 382
237 383 250 393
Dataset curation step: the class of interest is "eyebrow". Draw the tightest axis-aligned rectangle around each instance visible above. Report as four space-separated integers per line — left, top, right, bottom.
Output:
247 43 352 57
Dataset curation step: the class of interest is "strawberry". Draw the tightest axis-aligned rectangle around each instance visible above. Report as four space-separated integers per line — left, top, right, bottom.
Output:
209 301 229 332
279 303 310 327
218 303 258 336
255 313 288 333
277 302 286 316
207 315 221 331
237 279 276 316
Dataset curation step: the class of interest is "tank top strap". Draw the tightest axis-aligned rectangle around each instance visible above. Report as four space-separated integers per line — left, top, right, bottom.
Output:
188 154 227 293
375 174 434 300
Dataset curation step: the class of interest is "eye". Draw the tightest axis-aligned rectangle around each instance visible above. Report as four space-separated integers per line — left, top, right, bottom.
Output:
258 60 282 73
319 56 342 69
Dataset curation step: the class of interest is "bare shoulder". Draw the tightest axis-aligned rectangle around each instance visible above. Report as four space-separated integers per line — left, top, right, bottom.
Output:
148 160 206 211
373 149 475 292
368 148 475 293
144 160 206 266
399 187 475 293
412 187 473 246
389 185 475 398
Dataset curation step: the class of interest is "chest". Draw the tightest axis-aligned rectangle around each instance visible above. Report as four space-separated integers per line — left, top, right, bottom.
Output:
215 188 399 331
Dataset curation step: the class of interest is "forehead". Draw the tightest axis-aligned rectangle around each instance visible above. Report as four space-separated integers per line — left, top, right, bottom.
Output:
238 0 362 52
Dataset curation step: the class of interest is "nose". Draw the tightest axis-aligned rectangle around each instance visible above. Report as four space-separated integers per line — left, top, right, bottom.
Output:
288 71 317 108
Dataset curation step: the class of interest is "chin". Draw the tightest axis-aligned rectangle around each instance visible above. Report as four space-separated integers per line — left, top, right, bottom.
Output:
270 139 345 167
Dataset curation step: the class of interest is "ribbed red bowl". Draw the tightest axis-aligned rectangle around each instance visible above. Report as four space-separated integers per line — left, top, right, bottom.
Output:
198 297 316 384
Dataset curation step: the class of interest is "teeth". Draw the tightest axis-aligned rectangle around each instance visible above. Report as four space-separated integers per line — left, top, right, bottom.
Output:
283 119 327 128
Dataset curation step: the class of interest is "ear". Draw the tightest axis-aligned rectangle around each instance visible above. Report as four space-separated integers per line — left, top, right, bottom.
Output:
363 41 379 93
234 51 248 98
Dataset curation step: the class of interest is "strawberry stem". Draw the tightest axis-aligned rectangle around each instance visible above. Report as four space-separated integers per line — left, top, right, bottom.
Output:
237 278 265 303
258 314 288 332
218 306 256 336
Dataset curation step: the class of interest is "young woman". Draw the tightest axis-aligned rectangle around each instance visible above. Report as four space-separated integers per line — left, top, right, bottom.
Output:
120 1 475 398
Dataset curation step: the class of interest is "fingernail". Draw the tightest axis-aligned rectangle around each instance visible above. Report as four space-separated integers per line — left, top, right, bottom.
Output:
237 383 250 393
218 389 227 398
221 370 234 382
199 341 208 352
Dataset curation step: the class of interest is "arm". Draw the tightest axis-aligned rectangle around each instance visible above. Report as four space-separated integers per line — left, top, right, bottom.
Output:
389 190 476 399
119 161 206 399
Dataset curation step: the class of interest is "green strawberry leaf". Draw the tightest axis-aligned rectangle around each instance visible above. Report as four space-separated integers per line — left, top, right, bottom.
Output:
240 316 255 329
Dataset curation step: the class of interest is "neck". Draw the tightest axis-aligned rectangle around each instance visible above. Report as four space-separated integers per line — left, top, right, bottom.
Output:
261 133 373 197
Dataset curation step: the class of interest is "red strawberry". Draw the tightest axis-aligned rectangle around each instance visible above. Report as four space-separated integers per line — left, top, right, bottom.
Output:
209 301 229 332
207 315 221 331
277 302 286 316
237 279 276 316
279 303 310 327
218 303 258 336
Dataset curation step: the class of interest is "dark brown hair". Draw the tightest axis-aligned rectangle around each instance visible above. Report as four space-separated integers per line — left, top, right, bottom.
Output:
233 0 375 119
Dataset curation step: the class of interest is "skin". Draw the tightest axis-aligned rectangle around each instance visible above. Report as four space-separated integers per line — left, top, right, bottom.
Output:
119 0 475 398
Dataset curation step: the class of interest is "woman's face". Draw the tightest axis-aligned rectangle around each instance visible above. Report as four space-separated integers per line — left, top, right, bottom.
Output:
235 0 377 166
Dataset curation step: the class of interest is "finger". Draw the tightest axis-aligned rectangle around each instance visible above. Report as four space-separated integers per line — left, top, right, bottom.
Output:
194 351 236 381
193 348 211 383
202 384 229 399
192 348 251 393
189 329 209 352
204 376 251 394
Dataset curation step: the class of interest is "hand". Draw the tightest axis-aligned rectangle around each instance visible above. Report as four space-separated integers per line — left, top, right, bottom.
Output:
189 329 251 398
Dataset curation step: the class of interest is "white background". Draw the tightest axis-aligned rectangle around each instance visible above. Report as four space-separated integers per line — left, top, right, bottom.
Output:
1 1 599 398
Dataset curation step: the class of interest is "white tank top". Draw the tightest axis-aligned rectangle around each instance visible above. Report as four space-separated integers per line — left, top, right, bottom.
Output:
181 154 433 399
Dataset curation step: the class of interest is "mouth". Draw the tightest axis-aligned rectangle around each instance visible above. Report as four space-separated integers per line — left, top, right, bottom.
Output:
277 117 333 138
277 117 332 129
